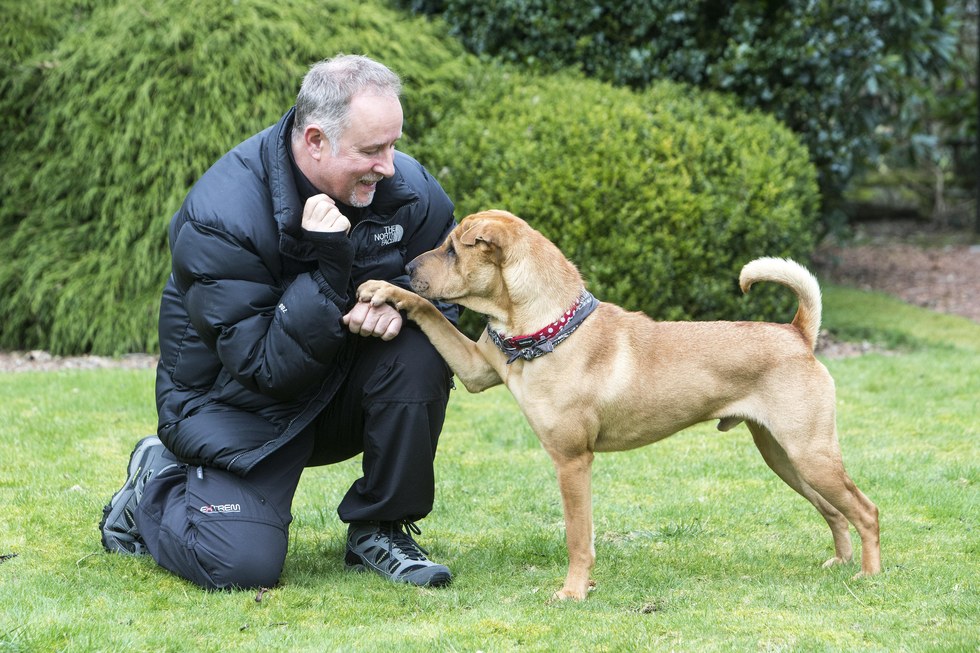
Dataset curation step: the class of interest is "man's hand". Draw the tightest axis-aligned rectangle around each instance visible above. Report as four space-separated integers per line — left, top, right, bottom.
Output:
302 194 350 234
343 301 402 341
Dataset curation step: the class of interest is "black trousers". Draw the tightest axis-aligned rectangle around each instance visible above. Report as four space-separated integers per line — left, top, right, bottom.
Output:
134 326 452 590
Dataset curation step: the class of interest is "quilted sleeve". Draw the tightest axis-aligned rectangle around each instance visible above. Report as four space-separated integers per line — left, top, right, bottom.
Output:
170 220 348 399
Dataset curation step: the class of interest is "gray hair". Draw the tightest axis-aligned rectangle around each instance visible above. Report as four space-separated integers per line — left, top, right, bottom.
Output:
292 54 402 153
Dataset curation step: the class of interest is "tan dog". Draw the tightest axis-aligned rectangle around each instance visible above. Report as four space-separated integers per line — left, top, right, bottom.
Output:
357 209 881 600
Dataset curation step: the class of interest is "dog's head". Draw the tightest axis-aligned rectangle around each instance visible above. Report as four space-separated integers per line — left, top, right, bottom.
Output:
407 209 582 323
406 210 524 311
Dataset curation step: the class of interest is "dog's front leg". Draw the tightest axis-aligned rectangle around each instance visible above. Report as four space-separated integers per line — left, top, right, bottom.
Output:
356 280 502 392
550 450 596 601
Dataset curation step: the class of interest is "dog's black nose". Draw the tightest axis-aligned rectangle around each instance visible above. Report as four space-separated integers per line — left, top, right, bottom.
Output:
405 260 418 277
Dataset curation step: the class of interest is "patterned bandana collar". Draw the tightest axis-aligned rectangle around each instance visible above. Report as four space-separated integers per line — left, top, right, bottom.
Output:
486 289 599 364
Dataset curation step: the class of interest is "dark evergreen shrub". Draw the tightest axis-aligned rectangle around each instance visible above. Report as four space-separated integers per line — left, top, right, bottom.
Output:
400 0 959 228
406 69 820 335
0 0 470 354
0 0 107 64
1 0 110 201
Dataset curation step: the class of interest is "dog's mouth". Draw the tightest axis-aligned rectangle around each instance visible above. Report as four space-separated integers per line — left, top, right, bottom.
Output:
407 258 439 299
406 251 471 303
409 276 431 296
409 275 463 303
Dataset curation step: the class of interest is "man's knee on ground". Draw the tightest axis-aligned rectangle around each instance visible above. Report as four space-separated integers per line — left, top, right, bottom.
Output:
193 519 288 591
173 466 291 591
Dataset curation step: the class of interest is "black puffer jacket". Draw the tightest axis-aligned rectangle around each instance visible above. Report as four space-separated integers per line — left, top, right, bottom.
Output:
155 108 457 476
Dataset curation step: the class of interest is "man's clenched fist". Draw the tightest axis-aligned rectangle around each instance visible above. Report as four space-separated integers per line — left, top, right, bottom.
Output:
302 194 350 234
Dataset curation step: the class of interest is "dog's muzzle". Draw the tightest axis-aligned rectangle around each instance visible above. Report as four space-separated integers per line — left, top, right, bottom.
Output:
405 260 429 294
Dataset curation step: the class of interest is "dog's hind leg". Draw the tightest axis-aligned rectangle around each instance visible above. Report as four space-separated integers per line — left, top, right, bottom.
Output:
747 422 854 568
549 450 596 601
792 441 880 577
753 422 881 577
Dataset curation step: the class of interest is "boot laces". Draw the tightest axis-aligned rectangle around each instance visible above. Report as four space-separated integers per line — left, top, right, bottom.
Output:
382 520 429 561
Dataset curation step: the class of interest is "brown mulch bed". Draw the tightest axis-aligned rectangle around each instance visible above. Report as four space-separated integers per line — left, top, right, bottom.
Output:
1 220 976 371
813 219 980 324
809 218 979 358
0 350 159 373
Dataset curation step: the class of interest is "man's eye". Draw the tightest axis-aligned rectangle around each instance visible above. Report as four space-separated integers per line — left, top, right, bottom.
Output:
364 143 395 156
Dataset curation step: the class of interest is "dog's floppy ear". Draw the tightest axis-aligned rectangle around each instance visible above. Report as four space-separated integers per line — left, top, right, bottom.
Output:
459 220 503 250
458 210 521 261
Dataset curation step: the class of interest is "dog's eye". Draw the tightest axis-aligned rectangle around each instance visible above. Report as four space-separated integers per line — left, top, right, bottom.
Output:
445 242 456 257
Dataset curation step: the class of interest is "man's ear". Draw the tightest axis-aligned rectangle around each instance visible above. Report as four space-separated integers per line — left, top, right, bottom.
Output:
303 125 328 161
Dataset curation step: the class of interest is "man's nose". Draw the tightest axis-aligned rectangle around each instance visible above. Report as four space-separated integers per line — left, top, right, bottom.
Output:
374 147 395 177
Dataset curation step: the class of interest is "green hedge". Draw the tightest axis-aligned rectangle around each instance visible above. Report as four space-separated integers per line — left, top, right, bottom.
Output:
0 0 107 64
400 0 959 228
0 1 818 355
407 69 819 334
0 0 470 355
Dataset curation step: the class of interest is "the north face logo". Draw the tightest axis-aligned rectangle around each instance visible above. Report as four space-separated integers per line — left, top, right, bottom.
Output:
374 225 404 246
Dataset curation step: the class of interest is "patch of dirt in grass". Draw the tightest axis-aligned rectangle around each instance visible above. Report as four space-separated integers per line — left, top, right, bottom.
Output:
815 331 893 359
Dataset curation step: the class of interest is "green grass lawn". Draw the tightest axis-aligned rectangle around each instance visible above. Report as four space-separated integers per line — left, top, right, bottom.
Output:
1 284 977 652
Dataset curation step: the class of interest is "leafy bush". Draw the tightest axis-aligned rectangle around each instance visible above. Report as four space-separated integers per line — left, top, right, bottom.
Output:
0 0 470 354
1 0 819 355
407 68 820 334
401 0 959 228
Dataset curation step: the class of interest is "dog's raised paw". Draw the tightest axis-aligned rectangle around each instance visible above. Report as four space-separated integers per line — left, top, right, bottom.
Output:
356 280 394 307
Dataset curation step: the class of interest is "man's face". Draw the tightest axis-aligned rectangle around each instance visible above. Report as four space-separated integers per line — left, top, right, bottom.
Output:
315 92 403 207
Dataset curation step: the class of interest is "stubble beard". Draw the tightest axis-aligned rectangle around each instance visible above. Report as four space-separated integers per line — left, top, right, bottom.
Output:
348 175 383 208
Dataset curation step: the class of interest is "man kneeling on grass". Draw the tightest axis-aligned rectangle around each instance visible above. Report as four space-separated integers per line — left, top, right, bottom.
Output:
99 54 459 590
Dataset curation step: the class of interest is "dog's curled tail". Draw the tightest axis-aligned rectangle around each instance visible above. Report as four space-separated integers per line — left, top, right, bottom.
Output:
739 257 822 351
